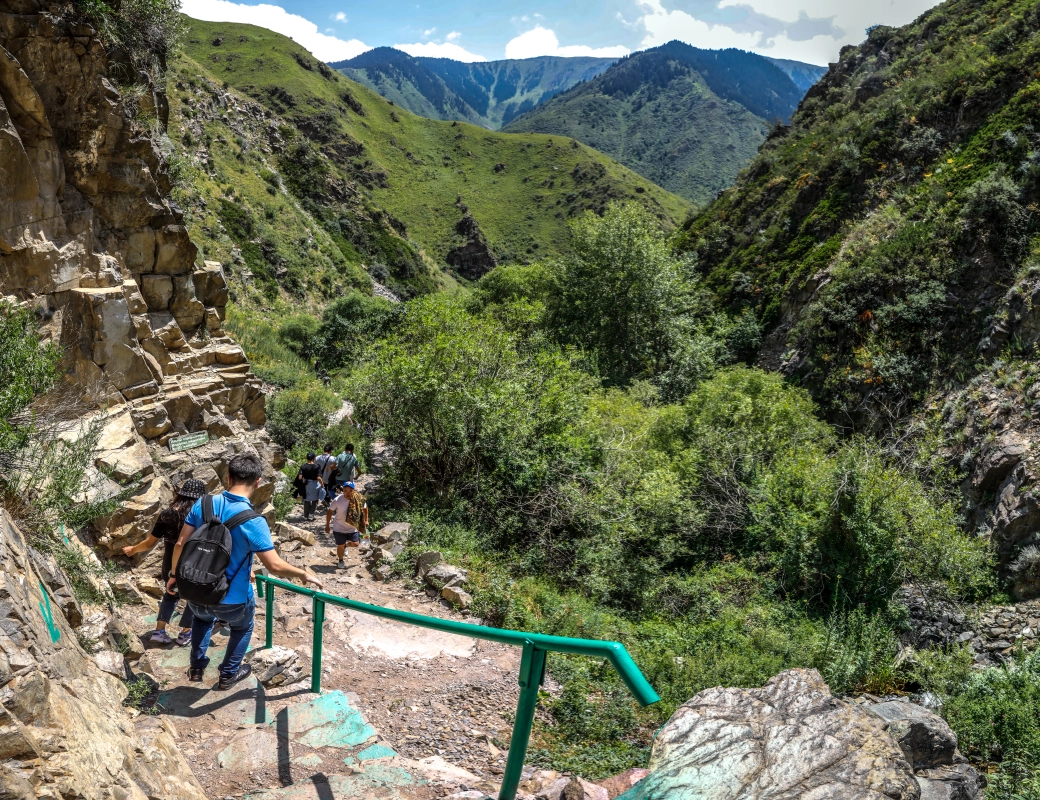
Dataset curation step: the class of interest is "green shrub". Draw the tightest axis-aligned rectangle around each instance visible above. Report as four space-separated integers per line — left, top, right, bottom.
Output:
266 384 339 450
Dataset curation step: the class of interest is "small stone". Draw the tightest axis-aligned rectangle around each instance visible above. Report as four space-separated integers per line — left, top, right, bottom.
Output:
442 586 473 610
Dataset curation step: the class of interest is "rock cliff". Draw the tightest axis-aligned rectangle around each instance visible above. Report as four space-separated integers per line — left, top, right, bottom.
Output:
0 508 205 800
0 0 280 557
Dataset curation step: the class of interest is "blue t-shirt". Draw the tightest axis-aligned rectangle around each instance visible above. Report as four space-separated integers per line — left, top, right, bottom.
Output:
185 491 274 605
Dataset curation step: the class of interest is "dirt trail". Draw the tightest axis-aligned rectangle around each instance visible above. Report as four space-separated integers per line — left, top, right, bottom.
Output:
127 466 521 799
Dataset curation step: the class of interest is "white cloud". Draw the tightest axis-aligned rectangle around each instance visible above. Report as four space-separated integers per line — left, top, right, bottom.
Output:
423 27 436 37
394 41 487 61
446 31 461 42
333 11 346 22
639 1 760 51
180 0 370 61
505 26 629 59
636 0 940 65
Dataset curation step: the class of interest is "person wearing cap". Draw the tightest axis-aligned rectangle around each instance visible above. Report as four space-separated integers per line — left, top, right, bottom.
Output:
298 452 323 520
314 443 337 507
123 478 207 645
325 481 368 568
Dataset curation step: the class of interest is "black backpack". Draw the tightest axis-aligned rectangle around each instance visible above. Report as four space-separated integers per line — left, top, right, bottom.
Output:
175 495 261 605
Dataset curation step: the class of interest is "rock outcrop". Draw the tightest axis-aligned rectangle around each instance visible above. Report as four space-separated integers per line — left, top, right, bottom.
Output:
0 509 205 800
446 213 497 280
0 3 278 556
616 669 981 800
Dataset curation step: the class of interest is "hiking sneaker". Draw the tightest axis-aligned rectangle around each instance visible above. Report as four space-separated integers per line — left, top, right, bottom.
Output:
150 629 173 645
176 629 192 647
187 667 204 682
337 560 346 569
217 664 253 691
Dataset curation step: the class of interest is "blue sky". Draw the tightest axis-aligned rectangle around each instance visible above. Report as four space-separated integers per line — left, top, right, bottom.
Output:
180 0 944 66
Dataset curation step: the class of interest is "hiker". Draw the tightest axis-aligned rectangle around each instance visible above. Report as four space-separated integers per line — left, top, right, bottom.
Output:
325 481 368 569
167 454 323 689
314 443 337 505
335 443 361 489
297 452 323 520
122 479 207 646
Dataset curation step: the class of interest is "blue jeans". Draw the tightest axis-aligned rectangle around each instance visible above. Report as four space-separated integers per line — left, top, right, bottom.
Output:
157 591 195 629
188 597 255 680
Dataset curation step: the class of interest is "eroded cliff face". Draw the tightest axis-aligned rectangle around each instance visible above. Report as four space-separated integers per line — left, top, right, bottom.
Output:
0 507 206 800
0 0 283 556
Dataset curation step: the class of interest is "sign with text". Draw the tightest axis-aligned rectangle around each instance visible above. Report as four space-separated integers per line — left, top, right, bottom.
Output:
169 431 209 453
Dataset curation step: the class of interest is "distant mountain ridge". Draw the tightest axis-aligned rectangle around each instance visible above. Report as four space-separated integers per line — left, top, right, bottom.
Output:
331 48 617 129
502 41 812 204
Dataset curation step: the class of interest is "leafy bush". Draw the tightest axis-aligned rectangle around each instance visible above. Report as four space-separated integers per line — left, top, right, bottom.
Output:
266 384 339 449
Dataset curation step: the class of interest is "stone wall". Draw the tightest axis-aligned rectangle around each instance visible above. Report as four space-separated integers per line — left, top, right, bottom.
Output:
0 1 279 554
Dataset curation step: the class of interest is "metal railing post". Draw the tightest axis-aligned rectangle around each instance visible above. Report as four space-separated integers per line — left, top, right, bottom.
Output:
265 581 274 648
499 641 546 800
311 596 326 694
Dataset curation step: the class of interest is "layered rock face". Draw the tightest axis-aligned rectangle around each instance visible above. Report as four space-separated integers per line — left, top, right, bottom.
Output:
0 509 206 800
0 1 278 553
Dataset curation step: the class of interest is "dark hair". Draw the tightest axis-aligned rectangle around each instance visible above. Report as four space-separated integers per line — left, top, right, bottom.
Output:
306 452 316 461
228 454 264 485
346 443 354 452
324 443 333 453
159 495 195 530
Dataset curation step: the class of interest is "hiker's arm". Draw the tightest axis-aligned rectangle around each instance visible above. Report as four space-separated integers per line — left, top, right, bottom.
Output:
122 533 159 557
257 550 323 590
165 522 195 591
324 507 333 533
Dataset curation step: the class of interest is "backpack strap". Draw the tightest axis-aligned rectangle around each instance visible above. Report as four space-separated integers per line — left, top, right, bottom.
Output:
201 493 215 525
223 509 262 531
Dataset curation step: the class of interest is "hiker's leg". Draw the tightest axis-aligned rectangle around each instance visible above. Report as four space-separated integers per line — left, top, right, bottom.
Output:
216 599 255 680
337 544 346 561
189 604 217 671
156 591 178 631
178 598 195 631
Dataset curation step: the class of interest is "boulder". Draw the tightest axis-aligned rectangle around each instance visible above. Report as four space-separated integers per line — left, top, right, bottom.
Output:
60 287 154 391
416 550 443 578
245 645 303 687
372 521 410 546
193 260 229 307
274 521 315 546
598 768 649 799
170 274 206 331
867 700 959 770
916 765 985 800
370 547 397 567
373 564 393 582
620 669 918 800
140 274 172 310
425 563 467 591
442 586 473 610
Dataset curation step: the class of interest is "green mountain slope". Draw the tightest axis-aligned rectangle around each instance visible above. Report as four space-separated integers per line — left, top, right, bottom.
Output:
503 42 804 205
675 0 1040 420
168 17 690 305
332 48 616 129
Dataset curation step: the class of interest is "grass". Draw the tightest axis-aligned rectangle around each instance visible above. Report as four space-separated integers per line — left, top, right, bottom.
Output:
173 17 691 276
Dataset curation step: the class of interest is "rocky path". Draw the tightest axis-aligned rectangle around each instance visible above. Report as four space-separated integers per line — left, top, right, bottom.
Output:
125 502 520 800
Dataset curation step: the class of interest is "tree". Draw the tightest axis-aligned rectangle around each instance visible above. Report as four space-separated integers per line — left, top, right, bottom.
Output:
547 203 699 387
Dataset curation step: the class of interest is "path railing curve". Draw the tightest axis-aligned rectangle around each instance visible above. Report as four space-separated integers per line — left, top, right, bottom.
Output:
254 574 659 800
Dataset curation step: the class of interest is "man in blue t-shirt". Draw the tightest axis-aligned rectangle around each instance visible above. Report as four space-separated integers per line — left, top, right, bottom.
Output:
168 454 323 690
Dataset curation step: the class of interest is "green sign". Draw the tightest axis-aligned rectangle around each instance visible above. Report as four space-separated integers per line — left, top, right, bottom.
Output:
169 431 209 453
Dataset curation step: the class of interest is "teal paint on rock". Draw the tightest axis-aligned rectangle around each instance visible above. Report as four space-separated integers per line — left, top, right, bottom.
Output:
272 690 377 750
357 743 397 761
291 754 323 767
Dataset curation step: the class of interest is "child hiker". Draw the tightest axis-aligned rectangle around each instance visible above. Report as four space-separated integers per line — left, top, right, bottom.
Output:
123 479 207 645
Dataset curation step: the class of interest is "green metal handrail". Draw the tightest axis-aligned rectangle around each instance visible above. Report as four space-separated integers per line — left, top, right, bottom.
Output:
255 574 659 800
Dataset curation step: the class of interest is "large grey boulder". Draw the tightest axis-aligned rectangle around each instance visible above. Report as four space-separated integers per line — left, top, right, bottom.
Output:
425 563 467 591
616 669 919 800
867 701 959 770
